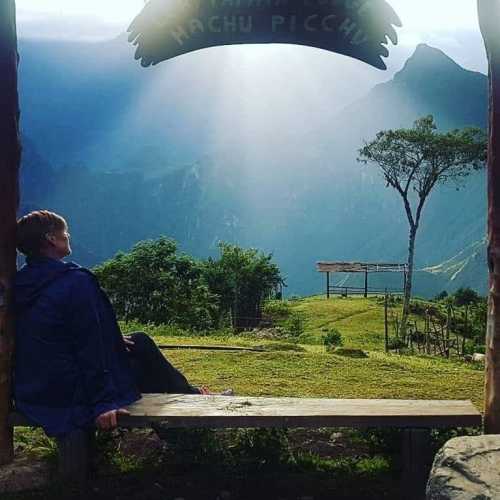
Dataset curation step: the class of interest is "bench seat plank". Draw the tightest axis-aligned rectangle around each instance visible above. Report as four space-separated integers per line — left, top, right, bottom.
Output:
9 395 481 429
121 395 482 429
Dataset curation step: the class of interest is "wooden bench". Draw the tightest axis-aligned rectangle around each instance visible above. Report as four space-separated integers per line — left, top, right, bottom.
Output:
9 395 481 498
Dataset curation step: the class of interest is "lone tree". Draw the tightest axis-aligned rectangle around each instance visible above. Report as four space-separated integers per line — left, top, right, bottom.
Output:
358 116 486 338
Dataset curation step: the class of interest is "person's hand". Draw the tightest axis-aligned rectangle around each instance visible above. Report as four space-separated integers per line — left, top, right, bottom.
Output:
123 336 135 352
95 408 129 431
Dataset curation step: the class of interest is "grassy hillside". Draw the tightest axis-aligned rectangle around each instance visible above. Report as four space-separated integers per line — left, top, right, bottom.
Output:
288 295 394 350
120 296 484 410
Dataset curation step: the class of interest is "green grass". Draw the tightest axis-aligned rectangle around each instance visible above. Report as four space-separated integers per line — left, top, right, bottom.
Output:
120 296 484 409
162 348 483 409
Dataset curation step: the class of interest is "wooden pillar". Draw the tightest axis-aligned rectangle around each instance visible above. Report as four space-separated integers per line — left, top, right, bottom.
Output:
326 272 330 299
0 0 20 465
479 0 500 434
384 291 389 353
364 270 368 298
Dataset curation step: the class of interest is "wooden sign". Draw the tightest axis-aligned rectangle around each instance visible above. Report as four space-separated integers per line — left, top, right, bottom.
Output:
128 0 401 70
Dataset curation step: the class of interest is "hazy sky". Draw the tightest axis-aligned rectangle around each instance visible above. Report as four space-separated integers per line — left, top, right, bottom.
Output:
16 0 487 73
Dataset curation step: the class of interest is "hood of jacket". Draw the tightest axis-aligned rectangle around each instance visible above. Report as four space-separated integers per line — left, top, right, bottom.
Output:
14 256 81 310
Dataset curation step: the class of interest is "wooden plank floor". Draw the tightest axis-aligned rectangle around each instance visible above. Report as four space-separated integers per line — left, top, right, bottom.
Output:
116 394 482 429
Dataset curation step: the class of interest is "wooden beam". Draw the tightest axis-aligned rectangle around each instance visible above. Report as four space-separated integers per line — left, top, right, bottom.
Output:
479 0 500 434
156 344 264 352
0 0 20 466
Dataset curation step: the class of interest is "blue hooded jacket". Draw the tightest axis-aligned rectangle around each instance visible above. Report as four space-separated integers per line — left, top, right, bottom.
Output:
13 257 141 437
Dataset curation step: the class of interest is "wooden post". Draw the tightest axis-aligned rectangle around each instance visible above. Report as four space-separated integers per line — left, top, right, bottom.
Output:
401 428 432 499
479 0 500 434
326 271 330 299
425 311 431 355
0 0 21 466
56 430 94 485
445 305 451 359
384 291 389 352
364 270 368 298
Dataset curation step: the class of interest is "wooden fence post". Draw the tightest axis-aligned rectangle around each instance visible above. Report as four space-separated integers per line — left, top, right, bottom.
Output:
479 0 500 434
0 0 21 465
384 291 389 352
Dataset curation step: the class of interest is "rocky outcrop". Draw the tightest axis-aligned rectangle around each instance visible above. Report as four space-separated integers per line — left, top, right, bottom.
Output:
427 435 500 499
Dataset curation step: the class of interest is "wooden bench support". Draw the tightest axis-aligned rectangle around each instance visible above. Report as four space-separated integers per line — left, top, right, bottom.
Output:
56 429 94 486
401 428 432 500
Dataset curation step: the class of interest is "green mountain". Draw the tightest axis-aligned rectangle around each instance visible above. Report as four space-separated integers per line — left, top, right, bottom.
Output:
18 40 488 297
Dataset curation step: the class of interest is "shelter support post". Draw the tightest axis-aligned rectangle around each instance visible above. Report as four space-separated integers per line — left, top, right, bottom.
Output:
479 0 500 434
326 271 330 299
384 291 389 353
0 0 21 465
364 270 368 298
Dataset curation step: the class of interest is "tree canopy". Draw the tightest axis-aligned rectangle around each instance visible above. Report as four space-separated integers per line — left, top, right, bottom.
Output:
358 116 486 233
204 242 284 330
93 237 217 330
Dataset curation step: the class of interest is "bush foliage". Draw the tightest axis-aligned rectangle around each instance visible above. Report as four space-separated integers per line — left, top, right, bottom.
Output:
94 237 283 331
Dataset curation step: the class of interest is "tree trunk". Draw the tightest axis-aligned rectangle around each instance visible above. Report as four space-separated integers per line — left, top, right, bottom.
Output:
479 0 500 434
400 226 417 342
0 0 21 465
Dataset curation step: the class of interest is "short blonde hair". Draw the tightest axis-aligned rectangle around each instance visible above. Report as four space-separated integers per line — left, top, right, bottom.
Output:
17 210 67 257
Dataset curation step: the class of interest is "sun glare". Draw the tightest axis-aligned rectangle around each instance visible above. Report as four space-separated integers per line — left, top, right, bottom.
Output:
16 0 145 24
17 0 478 34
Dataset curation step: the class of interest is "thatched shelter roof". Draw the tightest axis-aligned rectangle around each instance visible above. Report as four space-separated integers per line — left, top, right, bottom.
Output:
317 262 408 273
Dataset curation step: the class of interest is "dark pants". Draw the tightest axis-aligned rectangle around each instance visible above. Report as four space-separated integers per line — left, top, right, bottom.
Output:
125 332 200 394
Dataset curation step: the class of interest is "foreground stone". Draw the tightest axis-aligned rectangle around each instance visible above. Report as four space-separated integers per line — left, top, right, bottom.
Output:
0 456 51 493
427 435 500 499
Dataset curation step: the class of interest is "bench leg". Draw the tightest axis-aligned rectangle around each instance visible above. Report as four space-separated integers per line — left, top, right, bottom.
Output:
401 428 432 500
56 429 94 485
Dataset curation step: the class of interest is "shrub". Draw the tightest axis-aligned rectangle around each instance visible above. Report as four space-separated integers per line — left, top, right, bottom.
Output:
324 329 344 352
232 429 293 469
284 312 305 337
434 291 449 301
474 344 486 354
453 287 481 307
262 300 291 321
387 338 406 351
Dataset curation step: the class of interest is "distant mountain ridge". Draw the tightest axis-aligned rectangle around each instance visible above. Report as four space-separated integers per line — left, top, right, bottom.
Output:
18 40 489 297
